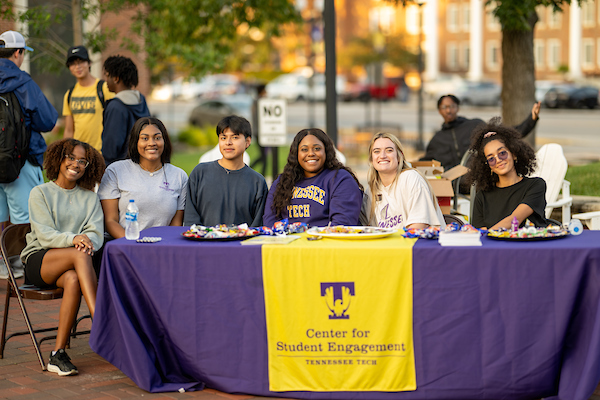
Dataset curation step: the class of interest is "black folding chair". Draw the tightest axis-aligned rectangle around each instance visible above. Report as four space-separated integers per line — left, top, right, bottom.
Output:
0 224 90 370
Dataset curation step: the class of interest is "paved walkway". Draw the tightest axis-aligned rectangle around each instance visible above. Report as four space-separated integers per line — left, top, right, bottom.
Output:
1 279 599 400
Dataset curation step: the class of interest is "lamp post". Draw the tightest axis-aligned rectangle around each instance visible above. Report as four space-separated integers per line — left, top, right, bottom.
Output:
416 0 425 151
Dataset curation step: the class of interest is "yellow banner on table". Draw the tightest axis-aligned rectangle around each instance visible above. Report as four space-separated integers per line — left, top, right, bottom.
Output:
262 234 417 392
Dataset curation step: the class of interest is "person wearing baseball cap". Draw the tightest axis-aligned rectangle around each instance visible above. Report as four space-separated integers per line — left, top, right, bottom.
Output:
62 45 113 151
0 30 34 51
0 30 58 232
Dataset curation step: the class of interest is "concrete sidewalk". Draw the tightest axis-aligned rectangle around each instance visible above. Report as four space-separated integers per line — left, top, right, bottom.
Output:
1 279 599 400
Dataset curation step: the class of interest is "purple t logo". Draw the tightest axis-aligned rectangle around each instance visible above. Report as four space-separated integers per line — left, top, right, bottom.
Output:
321 282 355 319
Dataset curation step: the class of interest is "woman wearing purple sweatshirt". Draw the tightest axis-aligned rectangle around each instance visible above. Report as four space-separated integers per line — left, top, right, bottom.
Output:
263 128 363 227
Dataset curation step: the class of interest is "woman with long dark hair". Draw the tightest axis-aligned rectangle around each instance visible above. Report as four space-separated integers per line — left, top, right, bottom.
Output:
467 119 547 229
263 128 363 227
98 117 188 238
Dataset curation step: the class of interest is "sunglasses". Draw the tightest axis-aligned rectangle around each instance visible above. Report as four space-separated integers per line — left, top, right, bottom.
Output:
486 150 509 167
65 154 90 168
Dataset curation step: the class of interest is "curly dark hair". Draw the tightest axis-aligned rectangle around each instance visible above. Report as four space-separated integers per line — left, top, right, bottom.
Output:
127 117 172 164
270 128 363 218
466 118 537 192
44 139 106 191
103 55 138 88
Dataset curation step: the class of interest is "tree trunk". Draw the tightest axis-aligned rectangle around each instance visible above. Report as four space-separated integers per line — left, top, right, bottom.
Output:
501 11 537 147
72 0 83 46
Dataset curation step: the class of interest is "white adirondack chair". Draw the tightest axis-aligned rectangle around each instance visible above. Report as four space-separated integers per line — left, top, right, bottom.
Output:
530 143 573 225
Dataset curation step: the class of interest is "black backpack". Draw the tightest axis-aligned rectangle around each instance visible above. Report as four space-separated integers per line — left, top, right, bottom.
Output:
0 91 29 183
67 79 106 109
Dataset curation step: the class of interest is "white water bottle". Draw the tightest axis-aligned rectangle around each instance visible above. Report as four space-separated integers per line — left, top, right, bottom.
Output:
125 199 140 240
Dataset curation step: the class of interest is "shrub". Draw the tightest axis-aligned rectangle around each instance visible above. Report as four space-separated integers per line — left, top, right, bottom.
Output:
177 125 218 147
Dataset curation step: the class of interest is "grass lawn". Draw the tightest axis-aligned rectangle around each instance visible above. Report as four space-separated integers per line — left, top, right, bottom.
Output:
565 162 600 197
171 144 289 177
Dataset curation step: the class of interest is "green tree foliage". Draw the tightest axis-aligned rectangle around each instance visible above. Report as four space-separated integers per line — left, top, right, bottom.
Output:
0 0 300 80
338 33 417 72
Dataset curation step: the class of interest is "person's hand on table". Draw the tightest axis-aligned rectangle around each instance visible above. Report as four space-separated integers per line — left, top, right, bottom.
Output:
73 234 94 255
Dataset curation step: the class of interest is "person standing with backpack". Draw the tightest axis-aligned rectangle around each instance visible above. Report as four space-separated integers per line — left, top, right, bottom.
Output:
0 30 58 230
62 45 113 152
101 55 150 165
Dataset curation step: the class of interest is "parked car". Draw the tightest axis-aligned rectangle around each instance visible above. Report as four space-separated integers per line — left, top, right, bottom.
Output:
452 81 501 106
423 74 465 100
151 74 242 102
543 84 599 109
535 80 562 102
188 94 253 127
341 77 408 102
265 73 346 102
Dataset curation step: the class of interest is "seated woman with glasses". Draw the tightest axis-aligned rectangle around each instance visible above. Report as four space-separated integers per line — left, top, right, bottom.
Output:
98 117 188 239
360 132 444 229
420 94 541 171
20 138 105 376
466 119 547 230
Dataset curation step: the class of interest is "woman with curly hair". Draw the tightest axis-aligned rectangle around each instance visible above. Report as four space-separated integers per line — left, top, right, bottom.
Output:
467 120 547 229
263 128 363 227
360 132 444 229
20 138 105 376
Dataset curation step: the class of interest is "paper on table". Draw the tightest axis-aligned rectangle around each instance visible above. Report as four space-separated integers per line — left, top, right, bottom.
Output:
241 235 302 245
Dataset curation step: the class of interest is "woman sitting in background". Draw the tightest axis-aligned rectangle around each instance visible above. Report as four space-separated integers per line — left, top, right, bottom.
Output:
98 117 188 238
21 138 105 376
360 132 444 229
263 128 363 227
467 120 547 230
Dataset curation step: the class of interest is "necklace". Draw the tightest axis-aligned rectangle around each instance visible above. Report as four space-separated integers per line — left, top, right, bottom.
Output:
140 163 163 177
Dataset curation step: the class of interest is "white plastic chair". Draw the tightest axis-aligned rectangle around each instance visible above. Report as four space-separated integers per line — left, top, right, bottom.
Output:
530 143 573 225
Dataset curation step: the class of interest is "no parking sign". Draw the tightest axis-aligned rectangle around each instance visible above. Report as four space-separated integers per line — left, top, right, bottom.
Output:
258 98 287 147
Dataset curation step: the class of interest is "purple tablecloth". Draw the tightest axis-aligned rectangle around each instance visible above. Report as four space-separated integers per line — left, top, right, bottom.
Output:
90 227 600 399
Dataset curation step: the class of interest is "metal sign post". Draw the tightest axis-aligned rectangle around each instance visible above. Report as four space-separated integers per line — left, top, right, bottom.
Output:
258 98 287 178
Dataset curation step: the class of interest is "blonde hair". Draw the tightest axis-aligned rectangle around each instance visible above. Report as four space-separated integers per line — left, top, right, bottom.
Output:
366 132 440 223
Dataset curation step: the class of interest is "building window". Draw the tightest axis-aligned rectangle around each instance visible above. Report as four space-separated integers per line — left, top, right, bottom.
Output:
461 42 470 69
462 4 470 32
406 5 419 36
369 6 397 35
486 8 501 32
447 42 459 69
548 9 562 29
547 40 561 69
534 39 545 68
447 4 459 33
536 5 546 29
486 40 501 70
582 39 595 69
582 1 595 27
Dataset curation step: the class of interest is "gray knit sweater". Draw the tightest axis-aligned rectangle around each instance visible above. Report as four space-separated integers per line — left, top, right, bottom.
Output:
21 181 104 264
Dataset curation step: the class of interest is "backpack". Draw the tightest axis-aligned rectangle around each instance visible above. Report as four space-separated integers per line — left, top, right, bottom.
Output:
0 91 29 183
67 79 106 109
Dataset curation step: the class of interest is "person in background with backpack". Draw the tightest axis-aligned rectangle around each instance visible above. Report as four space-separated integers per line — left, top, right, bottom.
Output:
62 45 113 152
0 30 57 231
101 55 150 165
